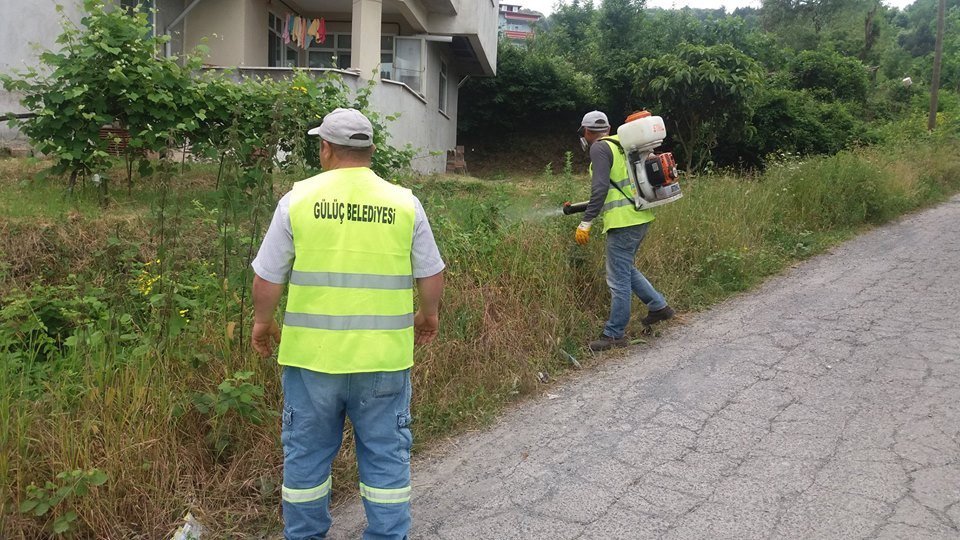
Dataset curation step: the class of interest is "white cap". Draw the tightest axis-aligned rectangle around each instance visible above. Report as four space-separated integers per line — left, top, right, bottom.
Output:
307 108 374 147
580 110 610 132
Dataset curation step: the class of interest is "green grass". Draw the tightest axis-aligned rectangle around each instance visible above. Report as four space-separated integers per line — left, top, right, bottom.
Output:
2 135 960 536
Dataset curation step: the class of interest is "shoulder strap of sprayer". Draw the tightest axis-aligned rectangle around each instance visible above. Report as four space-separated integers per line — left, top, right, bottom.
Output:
599 136 634 203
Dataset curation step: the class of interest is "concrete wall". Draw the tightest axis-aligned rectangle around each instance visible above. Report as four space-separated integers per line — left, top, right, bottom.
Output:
216 64 455 173
0 0 85 149
157 0 187 58
429 0 498 75
242 0 269 66
185 0 248 65
366 41 457 172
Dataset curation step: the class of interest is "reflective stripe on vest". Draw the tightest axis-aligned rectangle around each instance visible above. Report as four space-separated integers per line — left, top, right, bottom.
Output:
359 482 411 504
282 477 332 503
278 167 416 374
589 135 655 233
284 312 414 331
289 270 413 290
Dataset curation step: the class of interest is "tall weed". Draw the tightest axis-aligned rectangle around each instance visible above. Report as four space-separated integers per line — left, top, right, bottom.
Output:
2 133 959 536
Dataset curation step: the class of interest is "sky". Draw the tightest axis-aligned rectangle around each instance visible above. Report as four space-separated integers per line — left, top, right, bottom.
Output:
518 0 917 16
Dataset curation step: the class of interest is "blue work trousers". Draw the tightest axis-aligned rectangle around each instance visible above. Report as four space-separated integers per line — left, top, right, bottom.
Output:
603 223 667 339
281 366 413 540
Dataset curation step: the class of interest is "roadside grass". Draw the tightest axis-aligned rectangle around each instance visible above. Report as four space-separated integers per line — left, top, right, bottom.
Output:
2 134 960 537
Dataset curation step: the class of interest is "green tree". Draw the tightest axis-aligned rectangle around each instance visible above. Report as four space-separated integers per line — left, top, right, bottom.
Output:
761 0 856 35
744 86 867 159
788 49 871 101
535 0 599 66
458 41 596 137
1 0 203 194
627 43 764 171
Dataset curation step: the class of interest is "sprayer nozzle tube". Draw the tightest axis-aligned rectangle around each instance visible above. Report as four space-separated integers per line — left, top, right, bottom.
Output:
562 201 589 215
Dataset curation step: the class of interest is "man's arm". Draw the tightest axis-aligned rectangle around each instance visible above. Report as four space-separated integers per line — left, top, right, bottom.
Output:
249 194 294 358
252 274 284 358
582 141 614 223
414 271 444 345
410 195 446 345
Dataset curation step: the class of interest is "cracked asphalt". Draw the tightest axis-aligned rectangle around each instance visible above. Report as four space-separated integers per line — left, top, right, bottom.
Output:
329 195 960 539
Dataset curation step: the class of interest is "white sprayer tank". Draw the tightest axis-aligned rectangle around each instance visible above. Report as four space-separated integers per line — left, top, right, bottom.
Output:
617 114 666 152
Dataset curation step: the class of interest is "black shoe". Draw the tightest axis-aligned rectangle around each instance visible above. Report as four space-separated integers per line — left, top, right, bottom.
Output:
641 305 675 326
588 334 629 352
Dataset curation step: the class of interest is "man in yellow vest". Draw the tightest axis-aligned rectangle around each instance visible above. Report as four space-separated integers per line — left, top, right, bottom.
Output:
575 110 674 352
250 108 445 539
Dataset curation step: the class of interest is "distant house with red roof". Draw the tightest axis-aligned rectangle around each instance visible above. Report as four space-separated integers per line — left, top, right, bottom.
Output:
498 3 543 45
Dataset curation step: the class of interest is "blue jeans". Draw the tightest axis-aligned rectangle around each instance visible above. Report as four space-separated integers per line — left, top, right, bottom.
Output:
281 366 413 540
603 223 667 339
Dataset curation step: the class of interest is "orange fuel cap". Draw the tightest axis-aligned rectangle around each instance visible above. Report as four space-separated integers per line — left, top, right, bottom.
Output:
625 110 651 122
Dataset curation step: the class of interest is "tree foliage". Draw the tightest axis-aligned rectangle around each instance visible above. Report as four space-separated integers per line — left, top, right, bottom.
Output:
458 41 596 136
459 0 960 172
628 43 764 170
1 0 200 189
1 0 414 193
788 49 871 101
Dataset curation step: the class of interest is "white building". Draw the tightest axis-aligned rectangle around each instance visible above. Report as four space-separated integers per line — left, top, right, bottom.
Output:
0 0 499 172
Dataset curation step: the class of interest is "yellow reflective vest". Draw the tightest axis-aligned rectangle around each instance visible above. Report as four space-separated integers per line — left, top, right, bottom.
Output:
278 167 416 374
589 135 655 233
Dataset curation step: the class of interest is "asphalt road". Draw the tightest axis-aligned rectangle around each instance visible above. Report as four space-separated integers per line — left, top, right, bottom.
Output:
330 195 960 539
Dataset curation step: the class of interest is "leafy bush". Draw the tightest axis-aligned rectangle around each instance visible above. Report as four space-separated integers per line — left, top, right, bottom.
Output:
0 285 109 364
696 248 748 292
190 371 274 458
628 43 764 171
743 87 869 162
787 49 870 103
0 0 203 189
458 41 595 137
2 0 414 195
19 469 107 535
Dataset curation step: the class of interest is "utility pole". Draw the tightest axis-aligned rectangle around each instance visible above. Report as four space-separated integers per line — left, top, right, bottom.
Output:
928 0 946 131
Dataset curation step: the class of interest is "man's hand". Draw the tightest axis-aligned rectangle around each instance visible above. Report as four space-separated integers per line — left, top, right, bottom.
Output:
414 310 439 345
575 221 592 245
252 320 282 358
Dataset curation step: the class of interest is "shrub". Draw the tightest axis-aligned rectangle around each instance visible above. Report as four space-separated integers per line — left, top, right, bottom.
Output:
723 87 869 168
2 0 414 196
0 0 203 190
788 49 870 103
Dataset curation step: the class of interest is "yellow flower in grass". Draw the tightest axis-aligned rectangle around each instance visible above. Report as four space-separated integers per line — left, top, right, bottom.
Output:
136 270 160 296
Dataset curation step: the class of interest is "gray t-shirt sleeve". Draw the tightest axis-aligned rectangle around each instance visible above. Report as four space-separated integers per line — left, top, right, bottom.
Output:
251 192 296 284
411 195 445 278
583 141 614 223
251 191 445 282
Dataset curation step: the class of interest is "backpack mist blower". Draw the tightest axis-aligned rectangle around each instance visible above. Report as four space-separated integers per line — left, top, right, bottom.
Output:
563 111 682 215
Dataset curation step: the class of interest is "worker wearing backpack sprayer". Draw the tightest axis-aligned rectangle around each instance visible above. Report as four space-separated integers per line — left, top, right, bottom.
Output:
569 110 676 352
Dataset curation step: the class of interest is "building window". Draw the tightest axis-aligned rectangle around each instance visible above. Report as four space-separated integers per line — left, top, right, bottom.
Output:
308 33 351 69
394 37 423 93
438 60 448 114
268 13 298 67
380 36 395 79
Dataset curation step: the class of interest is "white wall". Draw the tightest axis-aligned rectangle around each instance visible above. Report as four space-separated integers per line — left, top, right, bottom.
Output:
428 0 499 75
157 0 187 58
184 0 248 65
348 42 457 174
0 0 85 148
211 63 455 174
